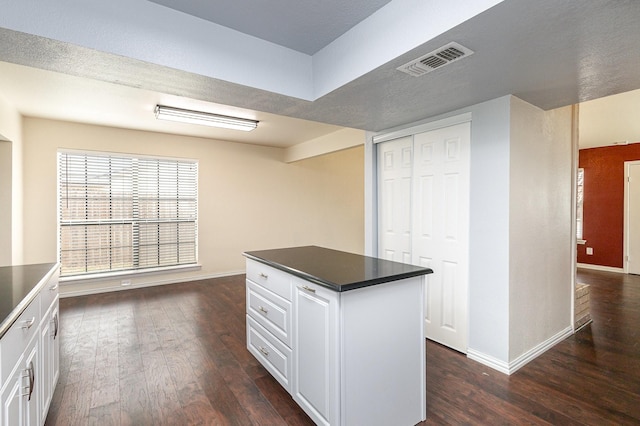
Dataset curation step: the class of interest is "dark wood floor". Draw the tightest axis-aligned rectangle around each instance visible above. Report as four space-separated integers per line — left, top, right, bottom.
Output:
45 269 640 425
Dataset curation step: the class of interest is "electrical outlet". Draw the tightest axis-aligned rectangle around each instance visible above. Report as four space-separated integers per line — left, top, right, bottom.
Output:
121 279 131 286
586 247 593 255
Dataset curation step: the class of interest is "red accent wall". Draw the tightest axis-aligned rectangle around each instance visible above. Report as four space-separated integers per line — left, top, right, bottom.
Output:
578 144 640 267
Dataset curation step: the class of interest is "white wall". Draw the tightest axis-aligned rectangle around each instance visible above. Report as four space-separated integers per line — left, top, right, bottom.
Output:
508 98 573 360
0 95 24 266
22 118 364 295
466 97 512 363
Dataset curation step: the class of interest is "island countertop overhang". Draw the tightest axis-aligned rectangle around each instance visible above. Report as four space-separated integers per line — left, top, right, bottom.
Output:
243 245 433 292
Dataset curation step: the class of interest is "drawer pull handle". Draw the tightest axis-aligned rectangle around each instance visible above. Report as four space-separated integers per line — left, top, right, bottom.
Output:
258 306 269 314
53 313 59 339
21 362 35 400
258 346 269 357
259 273 268 279
21 317 36 330
300 285 316 293
49 284 59 292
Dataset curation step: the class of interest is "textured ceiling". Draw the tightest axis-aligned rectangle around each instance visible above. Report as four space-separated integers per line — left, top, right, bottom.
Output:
147 0 393 55
0 0 639 147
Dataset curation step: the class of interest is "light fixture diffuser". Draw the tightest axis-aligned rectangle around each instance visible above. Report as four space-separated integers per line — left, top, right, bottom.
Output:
154 105 258 131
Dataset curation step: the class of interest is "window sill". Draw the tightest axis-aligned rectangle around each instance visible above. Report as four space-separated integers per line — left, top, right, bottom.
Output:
577 239 586 245
59 263 202 284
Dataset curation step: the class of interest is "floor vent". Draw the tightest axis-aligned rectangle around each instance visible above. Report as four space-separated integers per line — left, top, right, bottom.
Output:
397 42 474 77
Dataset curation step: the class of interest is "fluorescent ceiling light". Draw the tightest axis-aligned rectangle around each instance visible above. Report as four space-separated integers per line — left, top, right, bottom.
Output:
155 105 258 131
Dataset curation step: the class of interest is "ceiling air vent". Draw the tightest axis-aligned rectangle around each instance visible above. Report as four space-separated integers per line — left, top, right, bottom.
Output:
397 42 474 77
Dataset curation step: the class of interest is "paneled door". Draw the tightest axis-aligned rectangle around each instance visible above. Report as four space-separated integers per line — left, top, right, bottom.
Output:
377 122 470 353
412 123 470 353
377 136 413 264
626 161 640 275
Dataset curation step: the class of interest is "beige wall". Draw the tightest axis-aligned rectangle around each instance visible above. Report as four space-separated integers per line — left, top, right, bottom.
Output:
0 96 24 266
508 99 573 360
22 118 364 295
0 140 12 266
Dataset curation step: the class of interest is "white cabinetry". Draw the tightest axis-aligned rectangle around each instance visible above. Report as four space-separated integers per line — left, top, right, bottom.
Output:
0 264 59 426
246 257 426 426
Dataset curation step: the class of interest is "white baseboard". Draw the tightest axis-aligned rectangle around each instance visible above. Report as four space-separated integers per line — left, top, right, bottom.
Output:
577 263 624 273
466 349 510 375
506 326 573 374
59 270 245 298
467 325 574 375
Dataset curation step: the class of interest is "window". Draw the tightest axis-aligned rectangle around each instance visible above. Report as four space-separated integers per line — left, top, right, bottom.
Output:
58 151 198 277
576 167 585 242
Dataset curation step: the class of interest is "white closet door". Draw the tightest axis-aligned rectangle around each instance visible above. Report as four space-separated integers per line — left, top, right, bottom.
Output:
412 122 470 353
377 137 413 264
627 162 640 275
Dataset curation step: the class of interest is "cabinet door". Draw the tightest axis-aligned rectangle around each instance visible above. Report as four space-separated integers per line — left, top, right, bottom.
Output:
292 280 338 426
23 338 39 426
40 301 59 420
52 306 60 394
1 368 24 426
2 335 39 426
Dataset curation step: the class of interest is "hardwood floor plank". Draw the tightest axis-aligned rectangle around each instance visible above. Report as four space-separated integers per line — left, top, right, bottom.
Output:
50 382 94 426
118 372 154 426
175 381 229 426
142 348 188 425
185 334 255 425
88 401 120 426
253 375 313 426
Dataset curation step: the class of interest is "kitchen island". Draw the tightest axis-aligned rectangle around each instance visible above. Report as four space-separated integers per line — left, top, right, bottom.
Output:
244 246 433 426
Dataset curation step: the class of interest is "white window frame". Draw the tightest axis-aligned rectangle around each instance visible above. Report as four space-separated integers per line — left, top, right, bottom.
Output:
57 150 198 279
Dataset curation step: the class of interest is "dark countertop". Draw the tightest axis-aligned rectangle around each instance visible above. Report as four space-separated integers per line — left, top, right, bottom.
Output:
243 246 433 292
0 263 58 339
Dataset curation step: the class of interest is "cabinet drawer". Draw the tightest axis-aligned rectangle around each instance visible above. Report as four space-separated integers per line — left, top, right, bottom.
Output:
247 316 292 393
40 266 60 318
1 291 41 384
246 260 291 301
247 280 291 346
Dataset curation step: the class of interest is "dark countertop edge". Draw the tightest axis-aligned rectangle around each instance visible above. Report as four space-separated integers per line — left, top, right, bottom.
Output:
0 263 59 339
243 252 432 292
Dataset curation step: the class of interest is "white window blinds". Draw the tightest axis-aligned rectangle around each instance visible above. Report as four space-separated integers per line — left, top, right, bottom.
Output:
58 151 198 277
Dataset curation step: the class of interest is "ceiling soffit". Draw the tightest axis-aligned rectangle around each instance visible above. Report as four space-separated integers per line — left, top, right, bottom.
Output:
0 0 639 134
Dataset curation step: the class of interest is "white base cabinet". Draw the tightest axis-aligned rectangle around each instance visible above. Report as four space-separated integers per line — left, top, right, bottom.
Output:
246 257 426 426
0 264 59 426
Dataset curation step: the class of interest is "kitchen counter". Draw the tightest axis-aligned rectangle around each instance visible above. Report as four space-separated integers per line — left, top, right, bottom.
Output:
243 245 433 292
0 262 58 338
